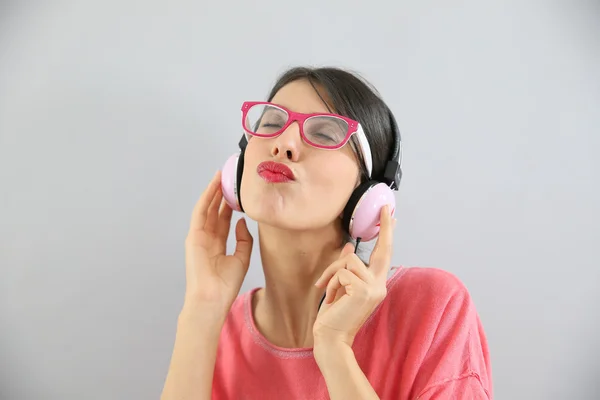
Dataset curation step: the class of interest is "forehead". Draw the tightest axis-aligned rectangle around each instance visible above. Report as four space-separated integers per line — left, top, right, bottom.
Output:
270 79 334 115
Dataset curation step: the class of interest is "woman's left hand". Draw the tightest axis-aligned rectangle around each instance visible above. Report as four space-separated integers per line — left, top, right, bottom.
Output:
313 205 396 348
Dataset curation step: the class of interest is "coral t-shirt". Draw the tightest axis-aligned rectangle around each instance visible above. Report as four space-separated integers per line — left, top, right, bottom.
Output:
212 267 493 399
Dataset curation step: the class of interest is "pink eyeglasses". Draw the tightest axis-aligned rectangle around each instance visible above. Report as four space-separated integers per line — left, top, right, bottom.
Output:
241 101 373 177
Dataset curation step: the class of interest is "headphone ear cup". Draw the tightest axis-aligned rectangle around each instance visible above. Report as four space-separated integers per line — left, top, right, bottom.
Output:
221 152 244 212
342 182 396 242
342 181 375 237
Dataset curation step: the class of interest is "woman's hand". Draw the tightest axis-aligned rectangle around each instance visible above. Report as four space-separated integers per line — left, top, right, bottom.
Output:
183 170 254 318
313 205 395 348
161 171 251 400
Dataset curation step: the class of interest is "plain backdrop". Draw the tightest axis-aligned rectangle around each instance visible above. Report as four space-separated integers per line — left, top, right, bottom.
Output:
1 1 599 399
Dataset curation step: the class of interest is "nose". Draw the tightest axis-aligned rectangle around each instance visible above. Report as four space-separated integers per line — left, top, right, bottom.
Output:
270 122 302 161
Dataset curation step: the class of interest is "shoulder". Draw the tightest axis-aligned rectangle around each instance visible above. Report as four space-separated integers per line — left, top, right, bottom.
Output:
386 266 473 308
381 266 493 398
221 288 254 335
383 265 483 334
384 266 486 345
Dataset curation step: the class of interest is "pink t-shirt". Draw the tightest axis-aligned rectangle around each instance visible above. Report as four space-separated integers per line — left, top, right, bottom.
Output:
213 267 493 399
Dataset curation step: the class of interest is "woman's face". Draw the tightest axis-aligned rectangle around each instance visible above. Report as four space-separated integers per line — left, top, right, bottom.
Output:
240 79 361 233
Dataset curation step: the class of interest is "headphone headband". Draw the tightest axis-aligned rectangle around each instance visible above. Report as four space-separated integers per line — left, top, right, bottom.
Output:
381 106 403 190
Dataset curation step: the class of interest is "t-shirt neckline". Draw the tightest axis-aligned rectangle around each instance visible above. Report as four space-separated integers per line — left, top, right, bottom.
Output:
242 266 406 359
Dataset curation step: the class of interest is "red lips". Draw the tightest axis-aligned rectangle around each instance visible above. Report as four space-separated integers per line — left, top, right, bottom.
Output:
257 161 295 183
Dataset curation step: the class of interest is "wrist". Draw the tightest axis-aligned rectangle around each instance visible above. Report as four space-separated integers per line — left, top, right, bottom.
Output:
179 301 228 329
313 339 354 369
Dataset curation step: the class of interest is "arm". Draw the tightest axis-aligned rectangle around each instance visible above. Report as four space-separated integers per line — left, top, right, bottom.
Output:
160 171 253 399
312 206 395 400
314 341 379 400
160 304 225 400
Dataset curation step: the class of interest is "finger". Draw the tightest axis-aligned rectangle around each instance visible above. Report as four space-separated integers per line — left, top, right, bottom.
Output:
333 285 346 303
233 217 253 267
315 253 372 288
189 171 221 233
313 243 352 287
340 241 355 257
345 254 372 282
369 205 394 278
324 269 365 304
216 200 234 244
205 185 223 233
315 257 345 288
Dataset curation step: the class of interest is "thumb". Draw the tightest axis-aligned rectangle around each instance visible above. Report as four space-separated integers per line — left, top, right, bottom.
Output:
339 241 355 258
233 217 253 267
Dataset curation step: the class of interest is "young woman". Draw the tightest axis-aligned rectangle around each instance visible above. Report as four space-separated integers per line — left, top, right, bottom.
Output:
161 67 493 399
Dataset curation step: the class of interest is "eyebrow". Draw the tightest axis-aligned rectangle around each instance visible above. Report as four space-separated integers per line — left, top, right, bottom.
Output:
271 102 336 116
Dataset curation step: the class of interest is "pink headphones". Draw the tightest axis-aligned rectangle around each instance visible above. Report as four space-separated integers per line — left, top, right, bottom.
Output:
221 108 403 242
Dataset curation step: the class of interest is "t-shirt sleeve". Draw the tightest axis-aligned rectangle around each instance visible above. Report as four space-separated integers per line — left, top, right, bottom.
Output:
390 268 493 399
415 372 490 399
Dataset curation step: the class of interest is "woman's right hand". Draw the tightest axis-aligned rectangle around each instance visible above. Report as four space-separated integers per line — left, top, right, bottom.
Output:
183 170 253 319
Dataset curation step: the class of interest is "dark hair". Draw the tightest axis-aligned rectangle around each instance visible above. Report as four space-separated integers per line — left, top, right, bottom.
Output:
267 66 395 183
266 66 397 249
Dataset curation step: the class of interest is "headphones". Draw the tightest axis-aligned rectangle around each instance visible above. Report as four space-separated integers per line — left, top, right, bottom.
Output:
220 106 403 242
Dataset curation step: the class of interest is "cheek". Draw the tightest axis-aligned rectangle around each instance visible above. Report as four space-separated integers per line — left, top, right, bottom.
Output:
240 150 260 194
309 155 359 198
241 140 264 179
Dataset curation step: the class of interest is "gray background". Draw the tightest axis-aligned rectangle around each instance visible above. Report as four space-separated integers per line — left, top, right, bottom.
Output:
1 1 599 399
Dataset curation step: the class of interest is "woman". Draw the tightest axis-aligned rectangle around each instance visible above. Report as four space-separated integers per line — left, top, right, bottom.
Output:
161 67 493 399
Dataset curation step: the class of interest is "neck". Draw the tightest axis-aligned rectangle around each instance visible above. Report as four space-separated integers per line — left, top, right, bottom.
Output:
252 222 344 349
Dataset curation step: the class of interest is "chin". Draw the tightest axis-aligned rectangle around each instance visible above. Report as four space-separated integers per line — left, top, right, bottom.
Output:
245 201 339 235
240 197 292 229
240 179 345 232
241 178 287 215
244 199 291 227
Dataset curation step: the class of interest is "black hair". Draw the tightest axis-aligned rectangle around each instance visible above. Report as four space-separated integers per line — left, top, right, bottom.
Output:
266 66 397 248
